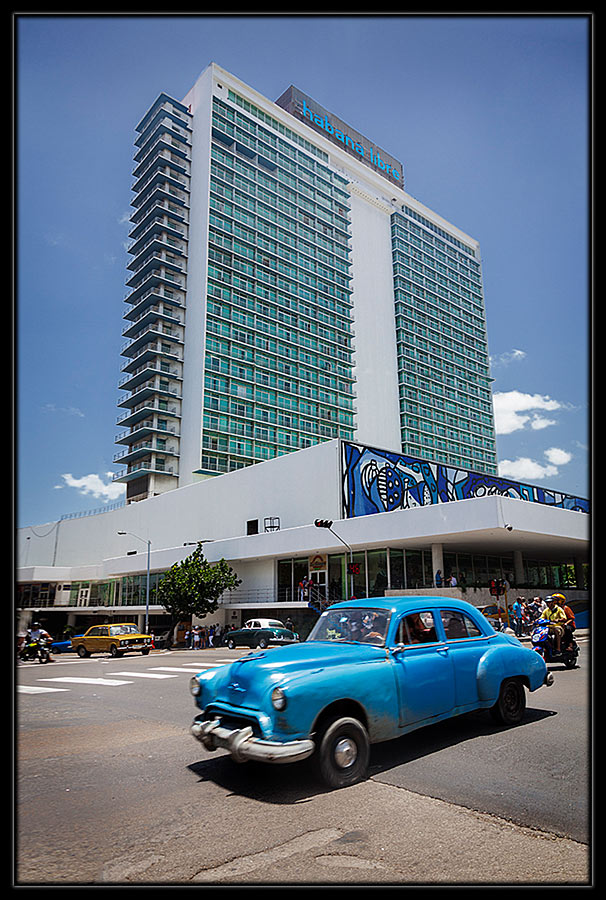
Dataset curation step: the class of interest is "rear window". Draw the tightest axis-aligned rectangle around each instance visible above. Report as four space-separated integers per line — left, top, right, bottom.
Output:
440 610 483 639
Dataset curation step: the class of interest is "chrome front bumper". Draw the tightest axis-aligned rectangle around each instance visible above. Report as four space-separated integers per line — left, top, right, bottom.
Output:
191 716 315 764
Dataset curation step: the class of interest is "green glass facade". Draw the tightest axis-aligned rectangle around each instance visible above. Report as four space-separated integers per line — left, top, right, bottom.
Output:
392 207 498 473
200 94 356 474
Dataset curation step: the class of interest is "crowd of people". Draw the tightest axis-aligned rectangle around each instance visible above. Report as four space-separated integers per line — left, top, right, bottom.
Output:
183 623 236 649
508 593 576 650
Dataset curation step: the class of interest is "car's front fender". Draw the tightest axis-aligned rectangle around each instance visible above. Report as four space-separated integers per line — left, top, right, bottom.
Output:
273 656 400 743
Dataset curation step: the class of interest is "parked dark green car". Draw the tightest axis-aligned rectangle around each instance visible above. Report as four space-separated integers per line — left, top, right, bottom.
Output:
223 619 298 650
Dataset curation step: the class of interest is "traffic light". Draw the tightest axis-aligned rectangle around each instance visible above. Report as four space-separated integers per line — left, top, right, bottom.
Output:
314 519 333 529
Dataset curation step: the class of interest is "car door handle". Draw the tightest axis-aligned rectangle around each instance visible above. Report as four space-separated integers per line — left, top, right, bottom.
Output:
437 647 449 655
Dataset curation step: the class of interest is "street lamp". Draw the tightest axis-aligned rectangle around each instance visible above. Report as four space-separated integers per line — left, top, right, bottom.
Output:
118 531 151 634
314 519 355 600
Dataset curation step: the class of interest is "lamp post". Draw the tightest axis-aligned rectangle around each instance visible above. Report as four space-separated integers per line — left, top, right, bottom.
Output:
118 531 151 634
314 519 355 601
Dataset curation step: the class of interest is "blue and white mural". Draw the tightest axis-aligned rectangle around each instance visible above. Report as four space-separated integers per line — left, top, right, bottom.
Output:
342 442 589 519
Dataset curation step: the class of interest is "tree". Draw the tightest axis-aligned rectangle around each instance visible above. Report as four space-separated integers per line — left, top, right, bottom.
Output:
155 543 242 632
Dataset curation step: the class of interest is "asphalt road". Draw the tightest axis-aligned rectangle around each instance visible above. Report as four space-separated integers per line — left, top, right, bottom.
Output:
15 638 591 885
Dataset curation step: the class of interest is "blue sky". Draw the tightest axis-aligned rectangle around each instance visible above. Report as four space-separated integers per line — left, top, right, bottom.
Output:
16 14 591 527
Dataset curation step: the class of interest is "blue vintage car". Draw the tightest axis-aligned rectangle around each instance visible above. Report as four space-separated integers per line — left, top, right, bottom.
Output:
190 597 553 788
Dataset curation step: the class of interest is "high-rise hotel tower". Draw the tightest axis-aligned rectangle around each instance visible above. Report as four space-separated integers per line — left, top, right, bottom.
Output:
114 63 498 503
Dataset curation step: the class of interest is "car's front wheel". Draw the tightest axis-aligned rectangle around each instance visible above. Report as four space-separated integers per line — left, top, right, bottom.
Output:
109 644 122 658
317 716 370 789
490 678 526 725
258 637 269 649
227 638 236 650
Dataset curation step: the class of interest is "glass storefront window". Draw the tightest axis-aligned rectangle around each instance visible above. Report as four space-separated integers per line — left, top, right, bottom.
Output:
352 551 366 599
277 559 293 603
328 553 346 604
389 549 405 590
367 550 388 597
405 550 424 588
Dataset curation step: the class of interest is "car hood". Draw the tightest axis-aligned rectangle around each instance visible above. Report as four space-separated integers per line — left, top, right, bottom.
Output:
210 641 385 709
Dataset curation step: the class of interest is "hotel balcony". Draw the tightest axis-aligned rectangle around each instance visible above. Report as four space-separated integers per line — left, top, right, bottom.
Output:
113 439 180 464
121 323 184 360
123 269 186 307
117 378 182 410
113 458 179 483
116 401 181 429
129 199 189 234
122 303 183 337
133 127 191 167
118 361 182 393
115 420 180 446
127 216 187 256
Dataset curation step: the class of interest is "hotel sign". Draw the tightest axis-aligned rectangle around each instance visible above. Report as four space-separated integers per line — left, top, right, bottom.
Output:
276 85 404 188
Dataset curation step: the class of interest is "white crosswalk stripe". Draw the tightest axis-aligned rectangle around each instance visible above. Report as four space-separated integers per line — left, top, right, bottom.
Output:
110 671 178 679
38 677 133 686
18 685 70 694
150 666 222 674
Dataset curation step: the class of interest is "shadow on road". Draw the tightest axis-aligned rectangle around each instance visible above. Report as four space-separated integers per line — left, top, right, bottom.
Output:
187 706 557 804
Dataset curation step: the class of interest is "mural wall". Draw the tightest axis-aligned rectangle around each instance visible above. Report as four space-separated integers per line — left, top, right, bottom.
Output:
342 441 589 519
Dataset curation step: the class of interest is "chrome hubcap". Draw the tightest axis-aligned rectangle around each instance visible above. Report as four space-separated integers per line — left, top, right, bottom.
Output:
334 737 357 769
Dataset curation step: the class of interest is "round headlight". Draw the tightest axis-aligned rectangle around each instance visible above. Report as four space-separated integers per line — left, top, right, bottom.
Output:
190 676 201 697
271 687 287 710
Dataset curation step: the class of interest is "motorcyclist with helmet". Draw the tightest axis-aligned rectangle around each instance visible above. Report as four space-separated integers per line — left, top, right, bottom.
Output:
21 621 52 661
542 596 567 652
551 593 575 649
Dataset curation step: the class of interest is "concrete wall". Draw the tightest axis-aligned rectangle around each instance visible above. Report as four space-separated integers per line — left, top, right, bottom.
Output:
17 440 342 571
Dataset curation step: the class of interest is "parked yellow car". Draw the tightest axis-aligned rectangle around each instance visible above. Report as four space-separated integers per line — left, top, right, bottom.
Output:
74 623 153 658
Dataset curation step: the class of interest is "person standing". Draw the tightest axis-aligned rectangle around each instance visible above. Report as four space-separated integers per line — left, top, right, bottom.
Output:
512 597 524 637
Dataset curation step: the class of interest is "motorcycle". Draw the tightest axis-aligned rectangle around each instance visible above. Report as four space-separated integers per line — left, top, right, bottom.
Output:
19 636 51 664
530 619 579 669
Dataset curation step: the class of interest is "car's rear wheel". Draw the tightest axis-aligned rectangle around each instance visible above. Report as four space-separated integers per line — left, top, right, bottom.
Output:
490 678 526 725
76 645 89 659
317 716 370 789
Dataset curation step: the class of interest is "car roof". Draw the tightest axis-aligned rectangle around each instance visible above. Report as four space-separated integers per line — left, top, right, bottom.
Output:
328 596 482 615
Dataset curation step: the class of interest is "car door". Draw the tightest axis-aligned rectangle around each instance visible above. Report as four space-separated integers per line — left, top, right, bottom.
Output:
391 611 455 727
85 625 107 654
439 609 490 708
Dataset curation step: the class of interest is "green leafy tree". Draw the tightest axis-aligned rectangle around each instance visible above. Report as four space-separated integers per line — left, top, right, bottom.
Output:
156 543 241 633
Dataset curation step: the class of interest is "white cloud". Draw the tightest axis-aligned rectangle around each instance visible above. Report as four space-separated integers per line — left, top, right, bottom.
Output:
530 415 557 431
544 447 572 466
55 473 125 503
43 403 85 418
490 348 527 367
498 446 572 482
498 457 558 481
492 390 561 435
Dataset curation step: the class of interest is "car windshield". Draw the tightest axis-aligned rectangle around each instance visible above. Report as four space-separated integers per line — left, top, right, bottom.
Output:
110 624 139 636
306 607 390 646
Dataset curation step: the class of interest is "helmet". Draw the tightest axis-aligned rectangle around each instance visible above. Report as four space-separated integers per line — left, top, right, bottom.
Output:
551 593 566 602
545 596 555 603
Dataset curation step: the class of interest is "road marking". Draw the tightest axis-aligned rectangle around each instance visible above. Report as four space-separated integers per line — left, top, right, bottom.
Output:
192 828 342 882
109 671 178 679
150 666 220 674
38 677 133 686
18 685 70 694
